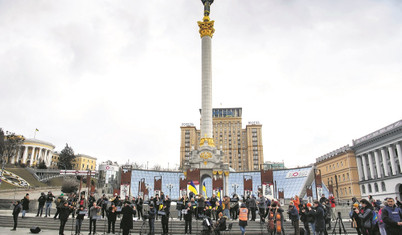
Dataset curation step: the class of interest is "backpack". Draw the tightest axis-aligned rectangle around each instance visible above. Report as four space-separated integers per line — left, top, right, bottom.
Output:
372 210 378 225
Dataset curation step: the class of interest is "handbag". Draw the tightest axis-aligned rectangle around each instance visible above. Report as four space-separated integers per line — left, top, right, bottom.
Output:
363 218 372 229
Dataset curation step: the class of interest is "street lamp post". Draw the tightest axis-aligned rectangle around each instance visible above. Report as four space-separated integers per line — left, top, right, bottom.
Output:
166 183 174 197
232 183 239 195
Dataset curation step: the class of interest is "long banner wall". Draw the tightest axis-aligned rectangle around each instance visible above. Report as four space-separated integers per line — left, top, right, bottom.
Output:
130 167 328 200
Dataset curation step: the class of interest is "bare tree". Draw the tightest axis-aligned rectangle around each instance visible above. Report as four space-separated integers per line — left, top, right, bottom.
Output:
152 164 162 171
131 162 144 169
0 129 25 164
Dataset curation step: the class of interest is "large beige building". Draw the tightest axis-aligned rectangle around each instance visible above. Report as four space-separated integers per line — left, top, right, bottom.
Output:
180 108 264 171
50 153 97 170
316 145 362 200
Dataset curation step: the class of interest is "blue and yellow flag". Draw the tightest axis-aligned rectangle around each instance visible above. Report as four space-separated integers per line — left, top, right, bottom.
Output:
202 182 207 197
188 180 198 194
217 187 222 205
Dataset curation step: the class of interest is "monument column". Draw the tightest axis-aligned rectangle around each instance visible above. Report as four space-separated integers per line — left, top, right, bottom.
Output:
361 155 368 180
356 156 364 181
374 150 382 178
368 152 375 179
198 0 215 145
380 148 390 177
396 142 402 173
388 145 397 175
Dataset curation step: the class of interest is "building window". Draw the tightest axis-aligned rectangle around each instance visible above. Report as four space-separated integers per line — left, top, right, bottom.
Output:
381 182 386 191
368 184 372 193
347 173 350 180
374 183 379 192
342 174 345 181
349 187 352 195
362 185 366 194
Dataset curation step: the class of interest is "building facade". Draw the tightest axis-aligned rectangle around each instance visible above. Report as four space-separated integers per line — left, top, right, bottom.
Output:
352 119 402 201
50 153 97 170
98 160 120 195
180 108 264 171
11 138 55 168
316 145 362 201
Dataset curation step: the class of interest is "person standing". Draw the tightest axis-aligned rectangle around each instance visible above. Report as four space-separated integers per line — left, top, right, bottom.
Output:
54 193 65 219
11 201 22 231
148 203 156 235
184 202 194 234
319 194 327 205
258 193 266 223
356 199 375 235
75 205 85 235
21 193 30 218
223 196 230 220
161 196 171 235
36 192 46 217
210 194 217 220
45 191 55 217
329 194 336 220
313 201 326 235
382 197 402 235
135 196 143 220
88 202 100 235
350 203 363 235
120 202 135 235
239 203 248 235
231 194 240 220
300 203 314 235
288 202 300 235
248 195 257 221
87 192 96 217
58 201 73 235
213 201 223 222
107 204 117 234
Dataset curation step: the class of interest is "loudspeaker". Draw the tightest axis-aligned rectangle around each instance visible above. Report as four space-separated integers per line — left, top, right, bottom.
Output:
30 226 41 233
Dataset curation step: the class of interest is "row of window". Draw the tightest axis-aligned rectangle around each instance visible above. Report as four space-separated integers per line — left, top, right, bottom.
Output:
326 161 345 172
327 173 350 185
361 182 386 194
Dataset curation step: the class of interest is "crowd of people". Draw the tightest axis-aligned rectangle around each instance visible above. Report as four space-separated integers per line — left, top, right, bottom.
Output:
9 190 402 235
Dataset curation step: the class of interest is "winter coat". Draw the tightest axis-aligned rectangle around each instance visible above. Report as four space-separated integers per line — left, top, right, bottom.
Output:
120 205 135 230
59 205 72 221
313 204 326 232
21 197 30 210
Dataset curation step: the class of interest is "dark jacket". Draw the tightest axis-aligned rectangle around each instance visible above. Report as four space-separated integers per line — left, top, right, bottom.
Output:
135 197 143 209
215 216 227 231
313 204 326 232
358 207 373 230
46 193 55 202
21 197 30 210
382 205 402 235
248 197 257 208
288 205 299 221
184 204 194 221
59 204 72 221
107 207 117 222
12 203 22 216
75 209 85 220
120 205 135 230
38 195 46 206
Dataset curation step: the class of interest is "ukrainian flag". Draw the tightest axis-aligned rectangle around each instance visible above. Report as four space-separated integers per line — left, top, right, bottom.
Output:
217 188 222 205
202 182 207 197
188 180 198 194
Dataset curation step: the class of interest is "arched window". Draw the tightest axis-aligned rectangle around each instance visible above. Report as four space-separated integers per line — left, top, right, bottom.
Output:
368 184 372 193
374 183 379 192
381 182 386 191
362 185 366 194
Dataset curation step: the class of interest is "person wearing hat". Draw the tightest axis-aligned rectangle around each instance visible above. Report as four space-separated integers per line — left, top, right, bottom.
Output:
54 193 65 219
313 201 326 235
350 202 362 235
21 193 30 218
300 202 314 235
147 203 156 235
36 192 46 217
75 205 85 235
107 203 117 234
59 200 73 235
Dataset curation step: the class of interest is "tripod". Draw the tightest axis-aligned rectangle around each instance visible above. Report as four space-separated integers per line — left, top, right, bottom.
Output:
332 212 347 235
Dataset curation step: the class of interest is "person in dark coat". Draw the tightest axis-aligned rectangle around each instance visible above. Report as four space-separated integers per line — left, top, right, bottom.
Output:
350 203 362 235
300 203 315 235
288 202 300 235
213 212 227 235
120 202 135 235
36 192 46 217
381 197 402 235
135 196 143 220
11 201 22 231
213 201 223 222
161 196 171 235
184 201 194 234
313 201 326 235
45 191 55 217
21 193 30 218
58 201 73 235
148 203 156 235
107 204 117 234
356 199 374 235
54 193 65 219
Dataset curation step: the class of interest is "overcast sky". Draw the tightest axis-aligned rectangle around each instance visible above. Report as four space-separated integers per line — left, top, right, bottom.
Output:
1 0 401 169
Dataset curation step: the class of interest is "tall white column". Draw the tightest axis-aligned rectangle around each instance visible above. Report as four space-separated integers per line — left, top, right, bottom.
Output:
368 153 375 179
380 148 390 177
356 156 364 181
362 155 368 180
30 147 35 166
374 150 382 178
388 145 397 175
396 142 402 173
200 35 213 139
22 146 28 164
